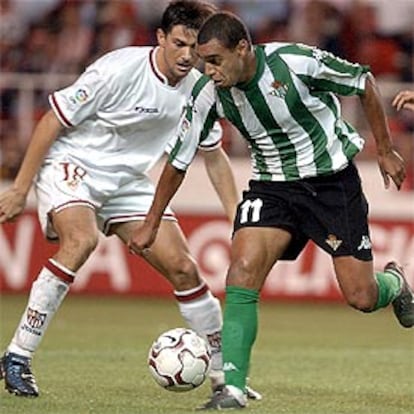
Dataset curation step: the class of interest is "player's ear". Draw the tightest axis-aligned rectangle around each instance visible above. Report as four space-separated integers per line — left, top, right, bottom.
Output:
157 28 167 47
237 39 250 57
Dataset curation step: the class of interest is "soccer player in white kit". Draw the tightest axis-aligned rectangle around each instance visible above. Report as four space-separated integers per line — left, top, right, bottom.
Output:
0 1 261 402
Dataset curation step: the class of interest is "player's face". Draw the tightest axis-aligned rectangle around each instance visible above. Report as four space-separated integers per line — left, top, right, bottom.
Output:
197 38 250 88
156 25 199 85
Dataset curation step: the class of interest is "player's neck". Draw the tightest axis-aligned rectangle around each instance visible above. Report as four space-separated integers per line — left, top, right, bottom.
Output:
155 47 182 87
244 52 257 84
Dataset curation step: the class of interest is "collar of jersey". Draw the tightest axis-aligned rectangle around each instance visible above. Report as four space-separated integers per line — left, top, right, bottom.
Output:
150 47 170 86
235 45 265 91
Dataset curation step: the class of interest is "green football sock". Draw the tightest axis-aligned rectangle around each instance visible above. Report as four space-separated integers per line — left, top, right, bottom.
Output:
373 270 402 310
222 286 259 391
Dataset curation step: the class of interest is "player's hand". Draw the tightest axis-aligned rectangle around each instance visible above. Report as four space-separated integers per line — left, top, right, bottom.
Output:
392 90 414 112
128 221 159 256
378 149 406 190
0 187 27 223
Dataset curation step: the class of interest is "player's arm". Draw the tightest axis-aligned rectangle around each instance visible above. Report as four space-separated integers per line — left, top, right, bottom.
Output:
129 77 219 253
0 110 61 223
129 162 186 253
201 146 239 222
359 73 406 190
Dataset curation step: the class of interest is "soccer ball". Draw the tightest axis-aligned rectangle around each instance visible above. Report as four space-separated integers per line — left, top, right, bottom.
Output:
148 328 211 392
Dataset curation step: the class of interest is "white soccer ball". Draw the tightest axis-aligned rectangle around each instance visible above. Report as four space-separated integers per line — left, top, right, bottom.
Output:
148 328 211 392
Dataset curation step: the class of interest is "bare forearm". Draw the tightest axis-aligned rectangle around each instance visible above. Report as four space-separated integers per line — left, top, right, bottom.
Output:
360 74 393 155
145 163 186 227
128 163 186 253
203 147 239 221
360 74 406 189
14 110 61 195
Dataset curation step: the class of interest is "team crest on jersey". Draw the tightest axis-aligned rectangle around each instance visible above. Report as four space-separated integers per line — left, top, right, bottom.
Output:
325 234 343 251
269 80 288 98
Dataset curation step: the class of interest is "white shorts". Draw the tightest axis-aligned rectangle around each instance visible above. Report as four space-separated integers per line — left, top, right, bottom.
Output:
35 158 176 240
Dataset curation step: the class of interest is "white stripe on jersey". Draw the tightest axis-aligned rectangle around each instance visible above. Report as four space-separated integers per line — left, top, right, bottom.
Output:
258 65 317 179
229 84 285 178
284 53 367 90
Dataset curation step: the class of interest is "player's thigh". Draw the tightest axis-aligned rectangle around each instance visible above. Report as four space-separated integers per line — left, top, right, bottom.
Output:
113 219 200 287
228 226 292 290
333 256 377 310
52 206 99 244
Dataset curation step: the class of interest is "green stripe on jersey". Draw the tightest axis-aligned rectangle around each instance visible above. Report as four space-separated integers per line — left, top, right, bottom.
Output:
218 88 272 180
186 75 211 121
199 105 219 143
168 137 183 163
298 74 365 96
307 88 360 160
267 51 333 174
244 84 300 179
277 43 370 79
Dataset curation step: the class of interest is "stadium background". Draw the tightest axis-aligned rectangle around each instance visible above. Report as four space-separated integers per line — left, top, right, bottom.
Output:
1 0 413 300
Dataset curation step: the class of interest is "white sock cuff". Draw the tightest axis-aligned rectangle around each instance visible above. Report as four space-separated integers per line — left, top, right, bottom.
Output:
174 282 210 303
46 258 76 283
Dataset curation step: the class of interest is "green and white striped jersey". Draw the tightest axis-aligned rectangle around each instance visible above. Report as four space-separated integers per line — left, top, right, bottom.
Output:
168 42 370 181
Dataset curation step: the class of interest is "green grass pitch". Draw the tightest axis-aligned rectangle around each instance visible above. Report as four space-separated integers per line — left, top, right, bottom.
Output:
0 295 413 414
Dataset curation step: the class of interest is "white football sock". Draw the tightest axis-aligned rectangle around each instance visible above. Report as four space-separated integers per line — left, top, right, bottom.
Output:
175 284 224 384
7 260 73 358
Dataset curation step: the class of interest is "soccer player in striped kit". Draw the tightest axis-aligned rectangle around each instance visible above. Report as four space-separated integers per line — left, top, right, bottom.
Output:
0 2 260 402
130 11 414 410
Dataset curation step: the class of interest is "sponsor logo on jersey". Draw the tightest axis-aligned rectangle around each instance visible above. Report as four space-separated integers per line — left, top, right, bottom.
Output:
269 80 288 98
357 235 372 251
325 234 343 251
26 307 47 329
135 106 159 114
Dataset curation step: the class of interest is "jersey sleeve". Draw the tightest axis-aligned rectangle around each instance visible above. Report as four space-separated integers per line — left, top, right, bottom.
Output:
166 78 220 171
197 120 222 152
48 66 112 127
278 43 370 96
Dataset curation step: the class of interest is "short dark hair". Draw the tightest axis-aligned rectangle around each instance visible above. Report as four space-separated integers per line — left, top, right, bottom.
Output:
198 11 252 49
160 0 217 34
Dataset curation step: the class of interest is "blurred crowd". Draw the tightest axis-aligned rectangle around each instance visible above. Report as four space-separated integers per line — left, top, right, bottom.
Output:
0 0 413 188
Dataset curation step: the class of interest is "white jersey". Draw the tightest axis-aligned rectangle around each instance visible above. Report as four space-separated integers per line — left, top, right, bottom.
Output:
48 46 221 175
36 46 222 238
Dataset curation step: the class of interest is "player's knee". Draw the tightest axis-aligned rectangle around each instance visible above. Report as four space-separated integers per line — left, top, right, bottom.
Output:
227 258 257 288
168 256 199 290
345 289 376 313
60 232 99 262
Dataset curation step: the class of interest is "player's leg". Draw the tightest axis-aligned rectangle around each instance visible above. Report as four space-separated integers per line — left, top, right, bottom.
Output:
214 227 292 408
304 163 413 328
333 257 378 311
1 206 99 396
333 256 414 327
111 219 225 388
